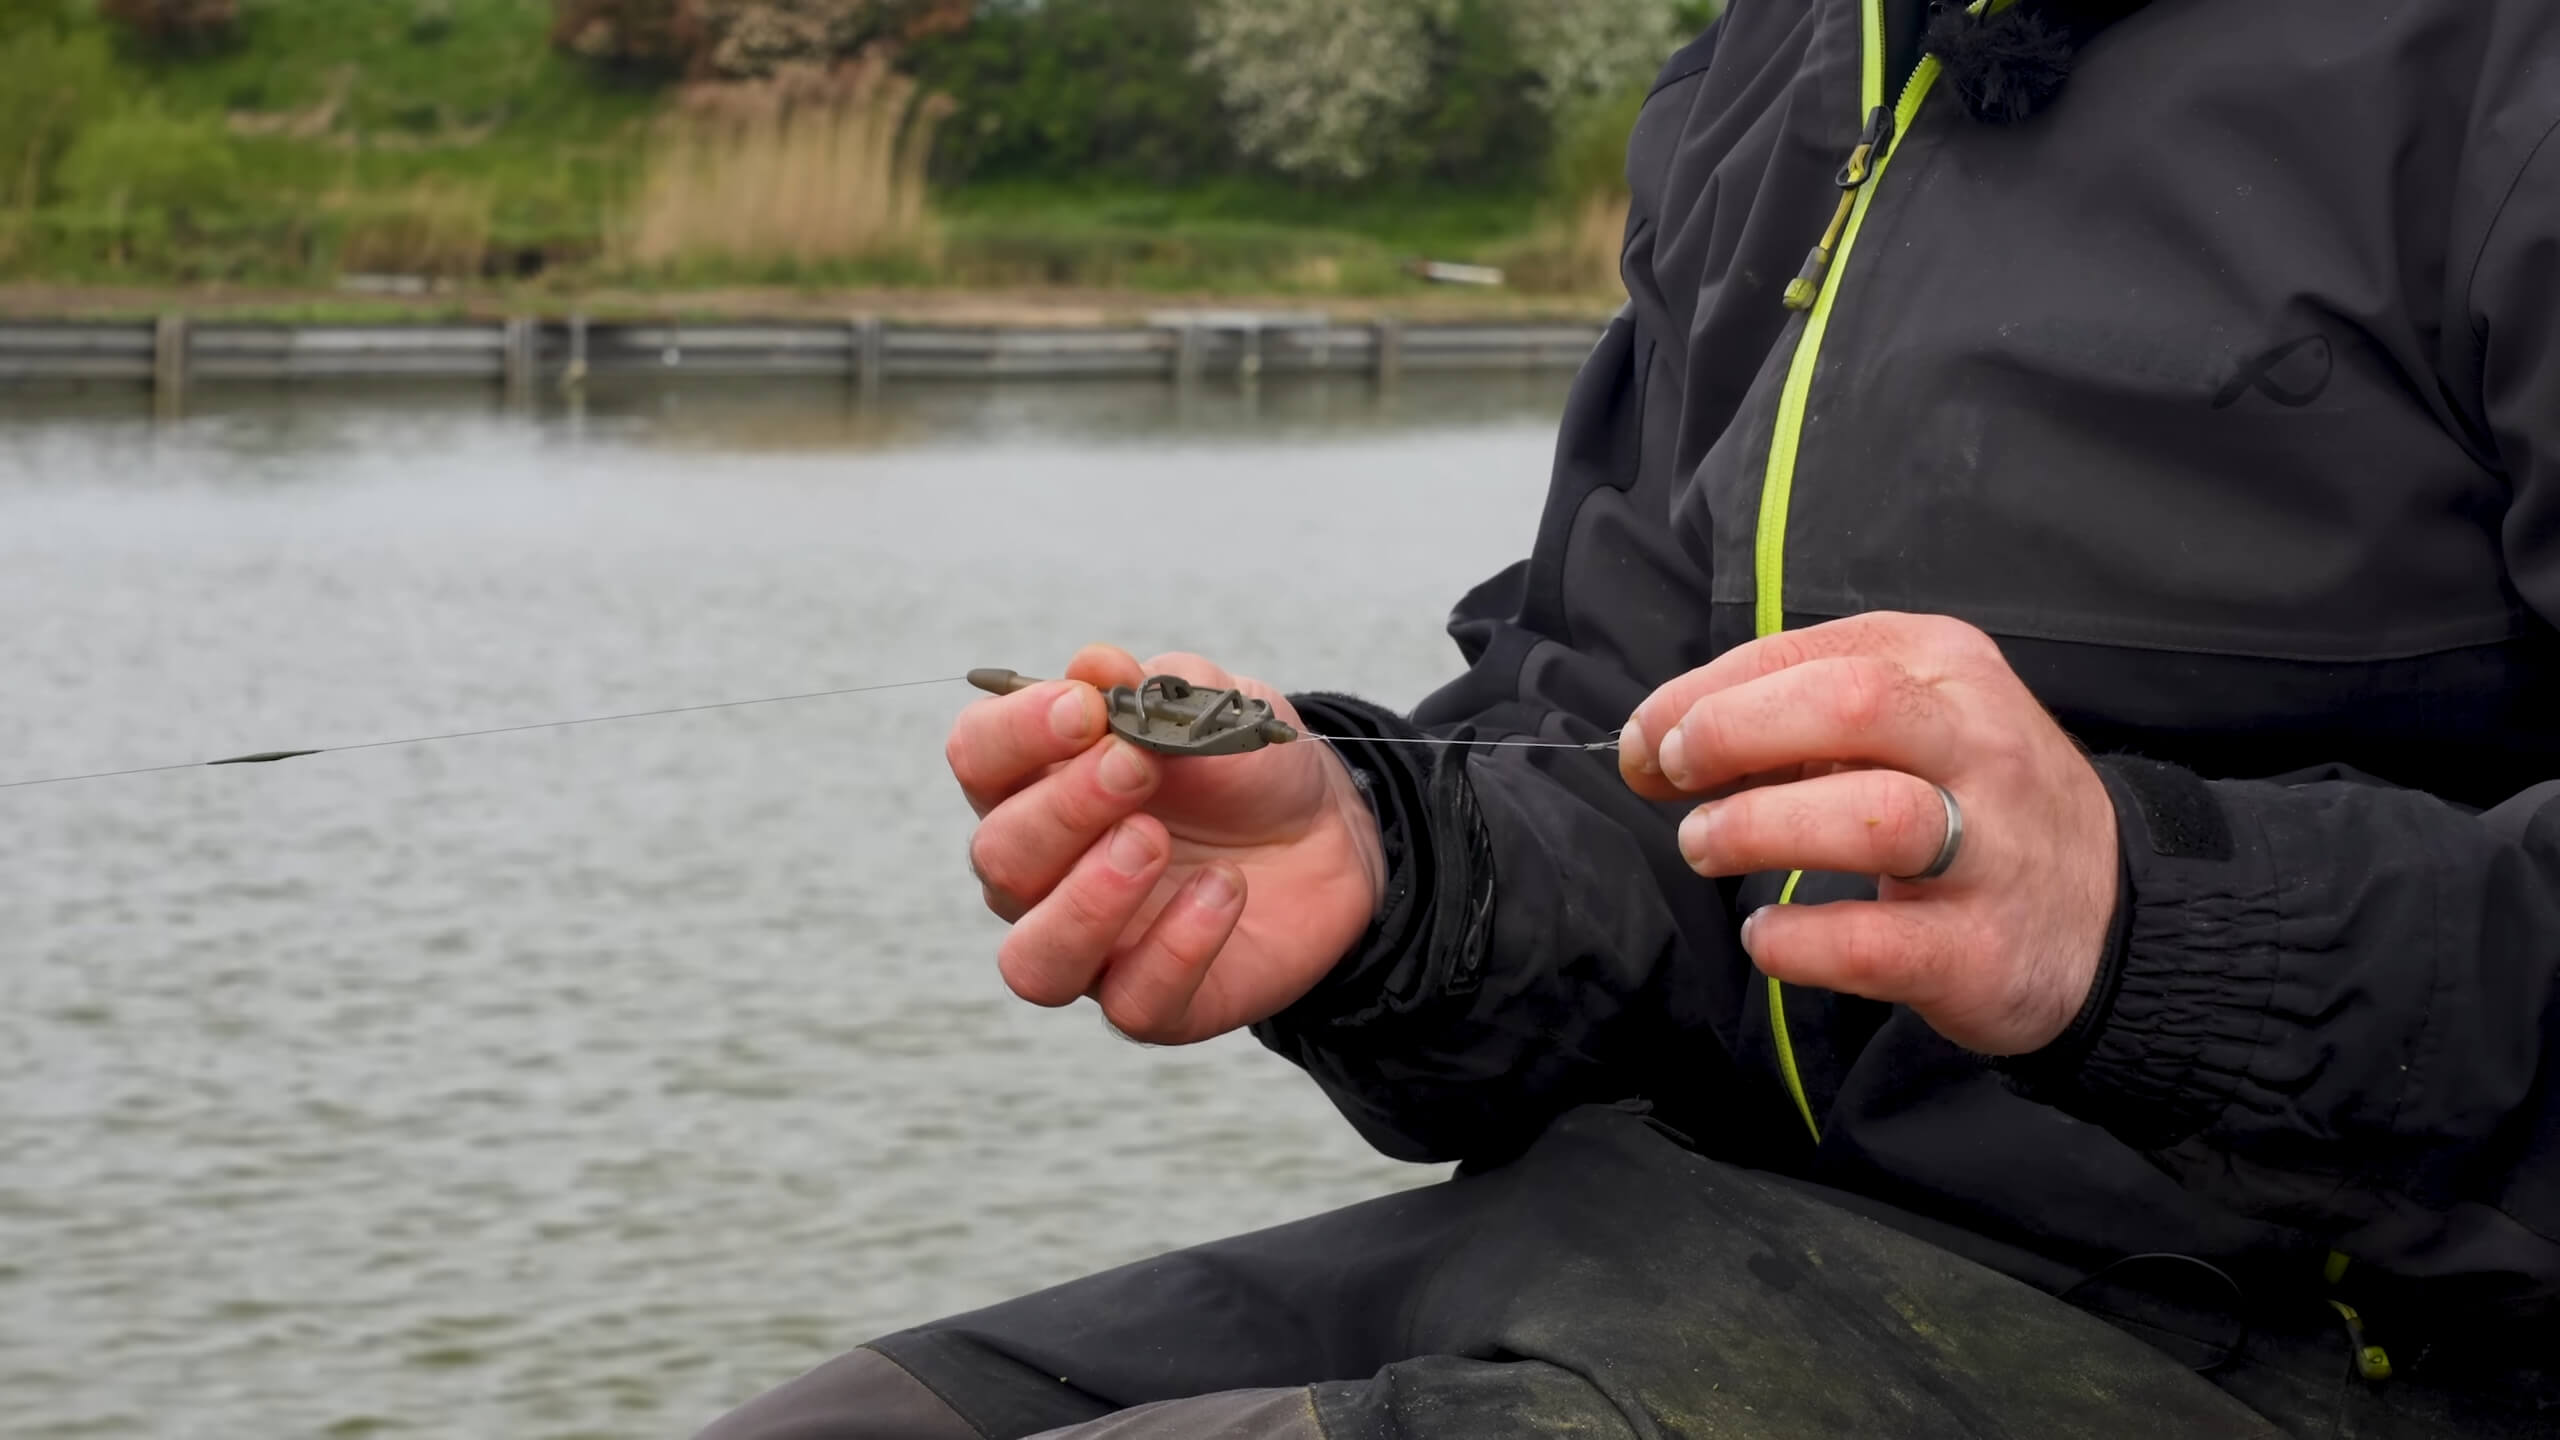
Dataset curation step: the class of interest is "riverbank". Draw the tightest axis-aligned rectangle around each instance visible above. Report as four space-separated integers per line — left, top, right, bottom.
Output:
1 5 1642 302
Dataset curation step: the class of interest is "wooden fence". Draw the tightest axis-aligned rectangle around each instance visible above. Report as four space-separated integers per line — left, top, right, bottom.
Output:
0 312 1610 404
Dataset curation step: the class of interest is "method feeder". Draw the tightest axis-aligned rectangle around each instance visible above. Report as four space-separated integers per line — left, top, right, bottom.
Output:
967 669 1300 757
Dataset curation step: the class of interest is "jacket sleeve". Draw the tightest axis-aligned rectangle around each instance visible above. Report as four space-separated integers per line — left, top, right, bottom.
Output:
1254 315 1758 1169
1247 29 1810 1169
2011 122 2560 1267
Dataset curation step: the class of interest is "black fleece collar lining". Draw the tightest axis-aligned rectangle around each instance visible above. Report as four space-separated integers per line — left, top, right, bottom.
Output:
1928 0 2158 124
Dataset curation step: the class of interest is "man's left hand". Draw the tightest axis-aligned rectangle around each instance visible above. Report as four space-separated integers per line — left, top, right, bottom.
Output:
1620 613 2119 1057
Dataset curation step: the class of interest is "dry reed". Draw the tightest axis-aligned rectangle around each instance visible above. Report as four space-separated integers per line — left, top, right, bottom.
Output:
623 51 953 271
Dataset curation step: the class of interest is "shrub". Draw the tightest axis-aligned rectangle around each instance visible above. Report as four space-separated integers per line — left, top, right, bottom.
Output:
1399 0 1547 188
50 103 243 269
551 0 968 79
1506 0 1688 117
1191 0 1447 184
1548 81 1654 202
552 0 697 72
1190 0 1683 188
907 0 1233 186
56 103 243 221
0 20 114 211
97 0 239 49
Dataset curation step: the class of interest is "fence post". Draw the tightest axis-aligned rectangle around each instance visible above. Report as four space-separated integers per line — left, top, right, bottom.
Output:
1175 320 1205 387
563 313 589 392
1373 315 1404 388
501 316 536 407
152 313 188 418
856 314 886 403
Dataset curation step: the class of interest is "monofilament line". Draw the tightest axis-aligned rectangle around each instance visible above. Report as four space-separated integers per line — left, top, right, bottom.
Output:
0 675 971 793
1301 732 1622 753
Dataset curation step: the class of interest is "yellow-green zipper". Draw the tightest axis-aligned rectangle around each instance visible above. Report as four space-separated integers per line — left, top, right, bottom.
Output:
1767 873 1818 1142
1755 37 1949 638
1760 0 1968 1147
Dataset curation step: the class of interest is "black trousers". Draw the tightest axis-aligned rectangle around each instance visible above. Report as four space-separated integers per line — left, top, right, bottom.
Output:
701 1105 2545 1439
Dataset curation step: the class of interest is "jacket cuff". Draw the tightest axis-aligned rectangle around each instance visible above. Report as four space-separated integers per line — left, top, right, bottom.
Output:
1253 693 1495 1052
2004 756 2282 1151
2000 804 2135 1082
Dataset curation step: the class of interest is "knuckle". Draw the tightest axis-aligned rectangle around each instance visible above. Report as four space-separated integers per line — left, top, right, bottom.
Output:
1897 924 1964 1001
1769 792 1822 851
1681 697 1736 763
996 938 1062 1006
967 828 1031 901
1761 630 1820 674
1035 770 1103 838
1855 615 1906 647
1834 919 1901 989
1877 776 1936 856
1051 871 1124 938
944 726 985 791
1708 798 1762 860
1057 747 1137 827
1933 615 2000 664
1990 733 2036 770
1642 689 1700 754
1100 991 1170 1045
1828 659 1894 733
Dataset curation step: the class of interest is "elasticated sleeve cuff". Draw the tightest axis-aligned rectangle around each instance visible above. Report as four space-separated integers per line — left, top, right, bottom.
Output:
2004 757 2282 1151
1255 692 1495 1051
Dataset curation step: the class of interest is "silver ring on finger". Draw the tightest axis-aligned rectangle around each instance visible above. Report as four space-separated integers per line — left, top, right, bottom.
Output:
1892 783 1965 883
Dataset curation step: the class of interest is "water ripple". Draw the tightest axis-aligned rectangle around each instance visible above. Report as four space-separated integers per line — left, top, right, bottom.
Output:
0 378 1562 1437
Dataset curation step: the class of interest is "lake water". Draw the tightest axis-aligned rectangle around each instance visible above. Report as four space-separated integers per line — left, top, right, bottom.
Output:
0 373 1570 1439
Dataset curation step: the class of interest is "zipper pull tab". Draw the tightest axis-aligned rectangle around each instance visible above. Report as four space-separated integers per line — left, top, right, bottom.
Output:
1784 106 1899 311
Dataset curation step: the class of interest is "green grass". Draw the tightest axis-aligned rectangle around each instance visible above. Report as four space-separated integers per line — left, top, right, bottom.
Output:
941 177 1548 262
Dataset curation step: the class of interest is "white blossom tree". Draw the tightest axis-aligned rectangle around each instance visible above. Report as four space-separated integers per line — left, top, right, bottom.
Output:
1191 0 1459 182
1505 0 1689 115
1194 0 1691 182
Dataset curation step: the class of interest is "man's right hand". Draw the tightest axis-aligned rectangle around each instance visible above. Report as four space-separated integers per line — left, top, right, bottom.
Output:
946 645 1386 1045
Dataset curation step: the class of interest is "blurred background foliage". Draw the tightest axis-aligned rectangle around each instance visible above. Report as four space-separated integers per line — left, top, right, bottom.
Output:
0 0 1720 300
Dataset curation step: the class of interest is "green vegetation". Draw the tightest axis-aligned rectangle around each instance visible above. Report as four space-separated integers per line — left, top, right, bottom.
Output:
0 0 1717 302
2 0 651 281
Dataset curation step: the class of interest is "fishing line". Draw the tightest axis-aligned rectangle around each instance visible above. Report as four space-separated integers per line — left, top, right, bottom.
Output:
1304 732 1622 753
0 675 969 793
0 674 1622 794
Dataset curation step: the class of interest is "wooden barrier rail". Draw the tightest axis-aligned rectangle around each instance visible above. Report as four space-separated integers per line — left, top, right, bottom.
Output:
0 313 1610 402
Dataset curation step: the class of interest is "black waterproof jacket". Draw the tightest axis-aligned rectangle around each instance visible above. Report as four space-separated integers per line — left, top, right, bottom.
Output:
1259 0 2560 1399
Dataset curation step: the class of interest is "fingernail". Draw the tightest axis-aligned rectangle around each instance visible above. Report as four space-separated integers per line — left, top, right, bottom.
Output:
1740 906 1767 956
1099 742 1150 795
1107 824 1158 877
1193 866 1240 910
1679 807 1714 867
1622 718 1655 774
1658 727 1691 787
1051 689 1094 742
